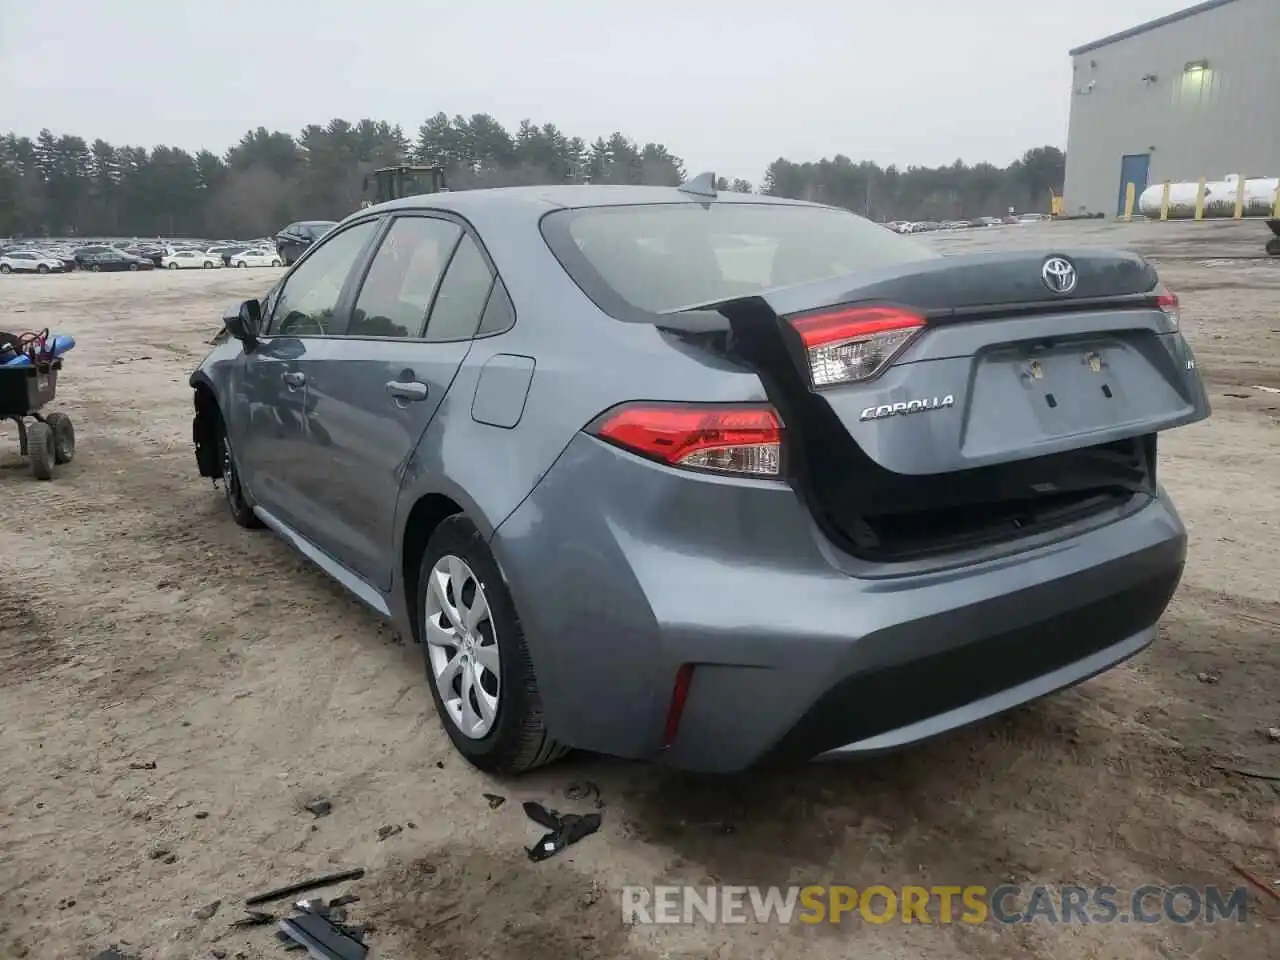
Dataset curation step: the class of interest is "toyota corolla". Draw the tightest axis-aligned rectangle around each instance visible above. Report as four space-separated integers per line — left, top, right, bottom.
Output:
189 178 1210 774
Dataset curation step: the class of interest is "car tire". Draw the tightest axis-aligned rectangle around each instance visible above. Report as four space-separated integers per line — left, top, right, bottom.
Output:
218 419 264 529
417 515 568 775
168 262 179 269
0 264 11 275
203 261 212 268
27 421 55 480
45 412 75 464
129 263 138 271
37 263 49 274
90 264 101 272
238 261 247 268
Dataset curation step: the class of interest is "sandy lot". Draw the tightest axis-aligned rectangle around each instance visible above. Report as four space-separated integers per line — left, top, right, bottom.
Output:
1 222 1277 960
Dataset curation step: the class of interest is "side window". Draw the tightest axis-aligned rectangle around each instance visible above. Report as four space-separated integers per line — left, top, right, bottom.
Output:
476 278 515 337
425 235 494 342
270 220 378 337
349 217 461 339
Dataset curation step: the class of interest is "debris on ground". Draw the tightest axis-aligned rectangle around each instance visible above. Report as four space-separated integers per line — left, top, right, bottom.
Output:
194 811 209 820
565 781 603 808
128 760 157 770
1196 671 1220 684
523 800 602 862
1231 863 1280 902
303 798 332 818
482 792 506 809
1213 764 1280 782
192 900 221 920
1267 727 1280 743
276 895 370 959
90 948 140 960
375 824 401 841
244 868 366 907
147 847 171 861
229 909 275 928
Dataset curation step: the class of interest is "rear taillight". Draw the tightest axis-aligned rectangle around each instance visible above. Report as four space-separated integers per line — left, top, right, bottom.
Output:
1155 285 1180 328
591 403 782 477
790 305 925 387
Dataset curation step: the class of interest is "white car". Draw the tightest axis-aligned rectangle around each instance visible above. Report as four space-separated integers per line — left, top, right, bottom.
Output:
0 251 65 274
230 247 283 268
162 249 221 269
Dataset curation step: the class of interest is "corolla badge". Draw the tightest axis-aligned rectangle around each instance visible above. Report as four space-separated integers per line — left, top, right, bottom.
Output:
859 395 955 421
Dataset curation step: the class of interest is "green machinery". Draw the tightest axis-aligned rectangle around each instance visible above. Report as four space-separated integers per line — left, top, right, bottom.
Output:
361 165 448 207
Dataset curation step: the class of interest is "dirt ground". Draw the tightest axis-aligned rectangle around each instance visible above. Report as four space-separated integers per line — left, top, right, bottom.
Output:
1 221 1277 960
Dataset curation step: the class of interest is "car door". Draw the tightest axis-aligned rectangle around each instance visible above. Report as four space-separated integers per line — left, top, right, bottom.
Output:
288 213 495 589
230 218 383 537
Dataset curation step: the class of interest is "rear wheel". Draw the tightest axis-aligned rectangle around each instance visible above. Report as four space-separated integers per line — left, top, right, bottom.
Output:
90 264 101 272
271 259 282 267
0 264 11 275
37 263 49 274
418 516 567 774
129 263 138 271
27 422 55 480
168 262 179 270
45 412 75 464
219 421 263 529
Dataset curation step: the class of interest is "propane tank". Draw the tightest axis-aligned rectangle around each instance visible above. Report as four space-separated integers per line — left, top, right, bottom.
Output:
1139 174 1279 219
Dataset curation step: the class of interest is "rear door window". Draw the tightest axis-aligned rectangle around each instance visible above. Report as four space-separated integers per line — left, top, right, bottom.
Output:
541 202 938 315
348 216 461 338
424 235 495 342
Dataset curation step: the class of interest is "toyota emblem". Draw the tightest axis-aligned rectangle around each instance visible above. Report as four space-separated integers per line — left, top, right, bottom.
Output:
1041 256 1077 295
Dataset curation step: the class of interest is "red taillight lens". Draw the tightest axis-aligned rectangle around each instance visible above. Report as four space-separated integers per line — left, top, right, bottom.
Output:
661 663 695 749
592 403 782 477
790 305 926 387
1155 285 1180 328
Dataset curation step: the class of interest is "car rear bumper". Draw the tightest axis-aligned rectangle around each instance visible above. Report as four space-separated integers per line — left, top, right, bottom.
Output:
491 433 1187 773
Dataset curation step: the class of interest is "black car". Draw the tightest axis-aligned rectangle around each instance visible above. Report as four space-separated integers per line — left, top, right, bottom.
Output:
73 244 116 267
81 250 155 272
274 221 337 266
124 245 167 267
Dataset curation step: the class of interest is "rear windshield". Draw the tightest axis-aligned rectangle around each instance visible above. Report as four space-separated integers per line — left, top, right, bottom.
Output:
541 202 938 315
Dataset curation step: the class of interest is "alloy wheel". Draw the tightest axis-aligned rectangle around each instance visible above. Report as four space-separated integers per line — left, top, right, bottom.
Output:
424 555 500 739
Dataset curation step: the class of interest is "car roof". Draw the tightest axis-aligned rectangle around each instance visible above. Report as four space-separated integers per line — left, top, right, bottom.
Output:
366 184 826 221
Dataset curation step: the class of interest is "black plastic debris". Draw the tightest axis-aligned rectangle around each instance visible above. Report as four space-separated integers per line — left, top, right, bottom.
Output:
129 760 157 770
245 868 365 907
482 792 506 809
277 895 368 960
229 909 274 928
523 801 602 862
375 824 401 841
304 798 332 818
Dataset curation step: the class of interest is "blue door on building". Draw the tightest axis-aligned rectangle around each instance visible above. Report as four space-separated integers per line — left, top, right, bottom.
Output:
1117 153 1151 215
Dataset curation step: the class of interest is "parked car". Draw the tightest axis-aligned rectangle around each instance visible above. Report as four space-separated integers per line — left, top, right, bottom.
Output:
229 247 283 268
275 221 337 266
190 183 1209 776
163 249 221 270
0 251 64 274
208 243 253 266
124 245 167 267
73 244 115 267
81 250 154 272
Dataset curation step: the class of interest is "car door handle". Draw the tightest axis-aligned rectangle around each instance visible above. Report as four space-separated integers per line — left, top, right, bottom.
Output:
282 371 306 388
386 380 428 402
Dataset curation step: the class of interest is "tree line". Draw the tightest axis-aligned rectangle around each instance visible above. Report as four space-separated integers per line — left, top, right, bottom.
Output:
0 113 1066 239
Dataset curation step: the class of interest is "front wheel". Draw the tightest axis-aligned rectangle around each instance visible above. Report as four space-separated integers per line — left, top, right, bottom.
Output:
129 263 139 271
417 516 567 774
271 259 282 267
27 421 55 480
90 264 101 272
168 262 179 269
219 423 263 529
37 264 49 274
0 264 11 275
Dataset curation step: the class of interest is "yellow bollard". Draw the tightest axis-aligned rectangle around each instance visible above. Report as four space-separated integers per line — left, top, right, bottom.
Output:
1195 177 1206 220
1160 182 1171 220
1123 182 1136 221
1234 176 1246 218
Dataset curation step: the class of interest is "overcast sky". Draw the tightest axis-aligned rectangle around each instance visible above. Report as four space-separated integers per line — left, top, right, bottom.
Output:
2 0 1191 183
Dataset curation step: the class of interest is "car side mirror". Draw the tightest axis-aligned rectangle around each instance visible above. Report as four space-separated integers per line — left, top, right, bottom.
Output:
223 299 262 344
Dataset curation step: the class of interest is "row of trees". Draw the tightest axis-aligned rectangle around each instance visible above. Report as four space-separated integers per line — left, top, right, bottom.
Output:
0 113 1065 239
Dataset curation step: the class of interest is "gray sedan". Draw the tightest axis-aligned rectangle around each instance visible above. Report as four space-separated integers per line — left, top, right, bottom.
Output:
189 179 1209 774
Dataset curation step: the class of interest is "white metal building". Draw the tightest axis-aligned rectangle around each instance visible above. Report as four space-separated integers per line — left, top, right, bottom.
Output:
1062 0 1280 217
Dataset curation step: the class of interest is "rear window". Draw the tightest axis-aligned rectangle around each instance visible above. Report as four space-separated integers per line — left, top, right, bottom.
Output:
541 202 938 315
